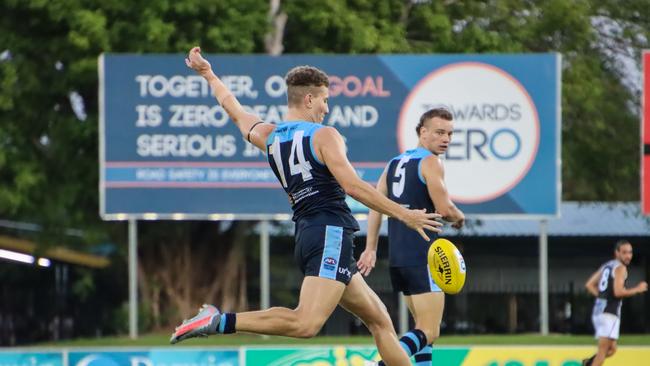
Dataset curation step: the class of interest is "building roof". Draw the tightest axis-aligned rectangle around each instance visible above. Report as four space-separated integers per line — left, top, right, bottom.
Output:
0 235 110 268
356 201 650 237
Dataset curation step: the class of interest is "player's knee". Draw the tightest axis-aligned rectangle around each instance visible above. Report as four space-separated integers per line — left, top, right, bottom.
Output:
608 343 617 357
368 307 393 329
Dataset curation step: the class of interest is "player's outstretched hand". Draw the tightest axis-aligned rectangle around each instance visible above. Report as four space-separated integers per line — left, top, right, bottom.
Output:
451 218 465 230
403 209 442 242
185 47 212 75
357 250 376 277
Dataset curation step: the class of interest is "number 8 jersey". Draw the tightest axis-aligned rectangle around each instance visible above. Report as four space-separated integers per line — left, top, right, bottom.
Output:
593 259 625 317
386 147 437 267
266 121 359 230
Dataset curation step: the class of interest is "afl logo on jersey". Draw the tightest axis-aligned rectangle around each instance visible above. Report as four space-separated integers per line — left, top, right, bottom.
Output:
324 257 337 265
397 62 540 203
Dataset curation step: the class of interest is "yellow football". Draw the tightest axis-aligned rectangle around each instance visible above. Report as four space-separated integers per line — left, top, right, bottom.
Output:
427 238 466 294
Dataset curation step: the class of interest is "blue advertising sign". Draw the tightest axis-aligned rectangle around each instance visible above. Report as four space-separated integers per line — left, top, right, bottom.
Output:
0 352 62 366
100 54 560 219
68 349 239 366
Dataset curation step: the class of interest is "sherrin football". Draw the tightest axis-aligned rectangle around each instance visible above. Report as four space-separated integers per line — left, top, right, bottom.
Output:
427 238 466 294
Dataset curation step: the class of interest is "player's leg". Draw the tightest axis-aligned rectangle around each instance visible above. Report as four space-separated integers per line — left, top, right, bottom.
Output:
405 292 445 343
170 276 344 343
171 224 349 343
591 312 620 366
606 341 617 357
406 291 445 366
605 314 620 359
338 273 411 366
379 265 443 366
239 224 355 336
235 276 344 337
591 337 614 366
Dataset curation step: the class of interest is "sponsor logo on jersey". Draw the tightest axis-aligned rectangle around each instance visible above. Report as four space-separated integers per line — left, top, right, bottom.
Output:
338 267 351 278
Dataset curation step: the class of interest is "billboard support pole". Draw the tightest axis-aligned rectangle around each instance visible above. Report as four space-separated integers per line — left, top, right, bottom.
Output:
539 219 549 335
128 219 138 339
261 220 270 310
398 295 408 334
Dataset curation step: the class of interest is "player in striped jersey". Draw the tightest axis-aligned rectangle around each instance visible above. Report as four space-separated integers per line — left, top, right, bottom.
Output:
582 240 647 366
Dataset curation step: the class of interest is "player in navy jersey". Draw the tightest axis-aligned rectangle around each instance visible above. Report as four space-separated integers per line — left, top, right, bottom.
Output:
171 47 443 366
358 108 465 366
582 240 647 366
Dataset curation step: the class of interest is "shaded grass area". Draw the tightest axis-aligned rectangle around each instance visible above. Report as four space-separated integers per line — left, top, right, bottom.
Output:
31 333 650 347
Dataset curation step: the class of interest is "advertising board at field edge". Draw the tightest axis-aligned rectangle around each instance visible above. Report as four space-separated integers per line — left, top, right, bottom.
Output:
67 349 239 366
0 352 62 366
100 54 560 219
244 346 649 366
2 347 649 366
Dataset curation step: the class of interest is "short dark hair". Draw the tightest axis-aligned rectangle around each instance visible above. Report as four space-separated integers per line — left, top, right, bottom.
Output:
614 239 631 252
416 108 453 136
285 66 329 107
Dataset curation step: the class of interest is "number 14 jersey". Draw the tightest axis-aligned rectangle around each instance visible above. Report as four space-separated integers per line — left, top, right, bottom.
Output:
266 121 358 230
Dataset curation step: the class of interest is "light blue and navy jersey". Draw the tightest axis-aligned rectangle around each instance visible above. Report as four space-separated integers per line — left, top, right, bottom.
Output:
386 147 437 267
266 121 359 230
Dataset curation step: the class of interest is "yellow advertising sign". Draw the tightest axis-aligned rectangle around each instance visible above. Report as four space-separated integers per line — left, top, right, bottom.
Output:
462 346 649 366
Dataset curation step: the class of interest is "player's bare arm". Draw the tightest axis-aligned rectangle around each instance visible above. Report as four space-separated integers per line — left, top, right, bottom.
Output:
185 47 274 150
421 155 465 229
313 126 442 241
584 269 602 297
358 168 389 276
613 265 648 298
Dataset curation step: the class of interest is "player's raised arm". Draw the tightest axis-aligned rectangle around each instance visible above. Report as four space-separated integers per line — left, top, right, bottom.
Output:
314 126 442 241
185 47 274 150
358 167 389 276
421 155 465 229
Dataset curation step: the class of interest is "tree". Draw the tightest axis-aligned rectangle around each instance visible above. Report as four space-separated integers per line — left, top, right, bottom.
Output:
0 0 269 331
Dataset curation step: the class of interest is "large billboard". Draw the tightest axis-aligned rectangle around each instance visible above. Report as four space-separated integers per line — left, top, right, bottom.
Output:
99 54 560 219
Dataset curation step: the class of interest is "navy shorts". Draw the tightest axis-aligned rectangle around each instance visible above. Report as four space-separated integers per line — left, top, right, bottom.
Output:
390 265 442 296
294 225 358 285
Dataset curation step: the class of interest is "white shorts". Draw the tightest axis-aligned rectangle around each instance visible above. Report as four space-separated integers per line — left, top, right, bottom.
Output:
592 313 620 340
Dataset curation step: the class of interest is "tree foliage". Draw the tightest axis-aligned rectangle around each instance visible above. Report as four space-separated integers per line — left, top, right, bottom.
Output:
1 0 649 332
282 0 648 200
0 0 270 328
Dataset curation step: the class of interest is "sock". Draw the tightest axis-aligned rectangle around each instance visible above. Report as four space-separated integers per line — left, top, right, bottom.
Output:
217 313 236 334
398 329 428 357
584 355 595 366
414 344 432 366
378 329 428 366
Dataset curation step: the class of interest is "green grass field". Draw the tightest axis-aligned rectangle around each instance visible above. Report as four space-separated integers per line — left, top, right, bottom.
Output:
33 333 650 347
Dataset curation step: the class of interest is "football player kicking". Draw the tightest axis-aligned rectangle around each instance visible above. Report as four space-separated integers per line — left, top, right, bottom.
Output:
171 47 443 366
